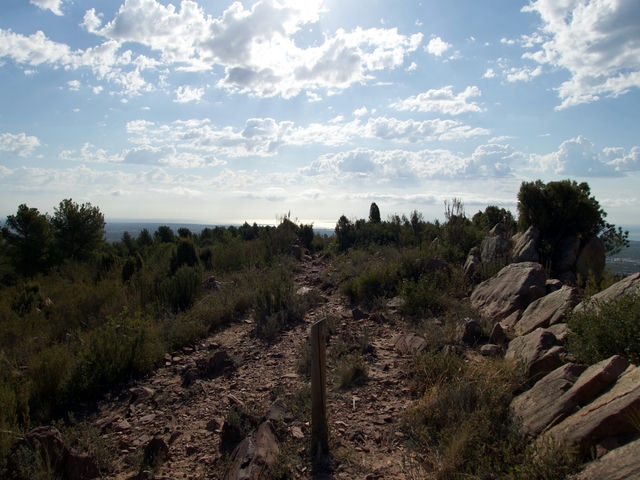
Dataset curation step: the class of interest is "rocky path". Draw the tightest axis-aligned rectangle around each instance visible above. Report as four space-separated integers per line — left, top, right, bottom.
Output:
94 254 426 479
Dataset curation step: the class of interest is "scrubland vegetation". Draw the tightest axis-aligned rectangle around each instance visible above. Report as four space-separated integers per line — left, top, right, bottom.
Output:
0 180 636 478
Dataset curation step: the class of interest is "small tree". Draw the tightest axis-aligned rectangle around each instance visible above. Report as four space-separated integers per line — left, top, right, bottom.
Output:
2 204 54 276
51 199 105 261
154 225 175 243
369 202 381 223
335 215 355 252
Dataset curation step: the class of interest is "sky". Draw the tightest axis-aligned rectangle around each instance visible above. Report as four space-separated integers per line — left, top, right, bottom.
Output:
0 0 639 237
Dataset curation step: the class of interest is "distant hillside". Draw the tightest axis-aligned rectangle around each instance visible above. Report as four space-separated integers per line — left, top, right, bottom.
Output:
607 240 640 277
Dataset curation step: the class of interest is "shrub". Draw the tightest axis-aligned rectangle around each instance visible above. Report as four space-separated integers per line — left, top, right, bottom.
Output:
253 265 316 341
335 353 368 389
68 310 163 402
160 265 202 313
567 293 640 364
404 354 527 478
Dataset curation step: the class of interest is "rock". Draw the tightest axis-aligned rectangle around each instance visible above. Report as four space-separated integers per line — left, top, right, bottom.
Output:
352 308 369 320
224 421 280 480
464 247 482 282
571 437 640 480
480 230 511 264
142 437 170 469
546 323 570 344
392 333 427 355
6 426 99 480
471 262 547 323
574 273 640 314
129 386 155 404
457 318 483 346
290 426 304 440
554 235 580 278
65 452 100 480
6 426 67 479
540 365 640 453
565 355 629 406
386 296 405 311
511 226 540 263
489 322 508 346
264 398 291 422
194 349 235 380
480 344 502 357
511 363 587 436
505 328 563 382
576 237 606 283
514 285 579 336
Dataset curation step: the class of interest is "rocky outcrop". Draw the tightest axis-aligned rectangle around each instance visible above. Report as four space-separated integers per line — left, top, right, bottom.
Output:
513 285 578 336
505 328 565 382
540 364 640 453
574 272 640 313
572 437 640 479
511 363 587 436
511 356 630 437
471 262 546 323
511 226 540 263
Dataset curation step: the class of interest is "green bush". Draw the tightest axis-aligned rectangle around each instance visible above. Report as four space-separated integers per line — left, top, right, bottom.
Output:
404 354 527 478
567 293 640 364
68 311 163 401
253 264 318 341
159 265 202 313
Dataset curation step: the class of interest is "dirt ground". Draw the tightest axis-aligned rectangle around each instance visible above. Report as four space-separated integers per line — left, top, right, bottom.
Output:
93 253 428 479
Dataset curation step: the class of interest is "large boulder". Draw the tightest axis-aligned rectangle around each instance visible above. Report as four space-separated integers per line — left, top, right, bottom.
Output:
505 328 565 382
572 437 640 479
471 262 547 323
511 226 540 263
540 364 640 453
554 235 581 280
480 225 511 264
511 363 587 436
574 273 640 314
514 285 579 336
511 355 629 437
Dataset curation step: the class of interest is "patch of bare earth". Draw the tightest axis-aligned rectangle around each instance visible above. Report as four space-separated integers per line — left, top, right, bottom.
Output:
94 254 427 479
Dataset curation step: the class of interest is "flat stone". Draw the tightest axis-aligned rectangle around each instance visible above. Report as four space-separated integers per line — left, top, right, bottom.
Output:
572 437 640 480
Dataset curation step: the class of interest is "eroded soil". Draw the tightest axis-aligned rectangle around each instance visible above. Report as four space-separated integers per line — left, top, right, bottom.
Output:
93 254 427 479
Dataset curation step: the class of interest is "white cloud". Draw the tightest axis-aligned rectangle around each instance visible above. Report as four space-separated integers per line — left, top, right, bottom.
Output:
124 114 489 161
304 148 469 182
81 9 103 33
174 85 204 103
523 0 640 109
505 65 543 83
0 132 40 157
30 0 63 16
531 136 616 176
469 143 521 176
425 36 451 57
83 0 422 99
604 146 640 172
67 80 81 91
390 85 483 115
483 68 496 79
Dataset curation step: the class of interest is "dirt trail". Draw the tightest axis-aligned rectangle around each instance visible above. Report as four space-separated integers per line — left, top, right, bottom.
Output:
95 254 426 479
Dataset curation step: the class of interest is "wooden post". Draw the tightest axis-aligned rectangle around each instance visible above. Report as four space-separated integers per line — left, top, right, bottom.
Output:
310 318 329 457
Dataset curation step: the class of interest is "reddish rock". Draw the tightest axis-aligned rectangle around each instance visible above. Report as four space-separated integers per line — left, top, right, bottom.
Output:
505 328 563 382
514 285 578 336
540 365 640 453
572 437 640 480
574 273 640 314
471 262 546 323
224 421 280 480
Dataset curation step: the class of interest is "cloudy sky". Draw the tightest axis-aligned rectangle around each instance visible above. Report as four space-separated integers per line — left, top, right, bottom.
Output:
1 0 639 236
